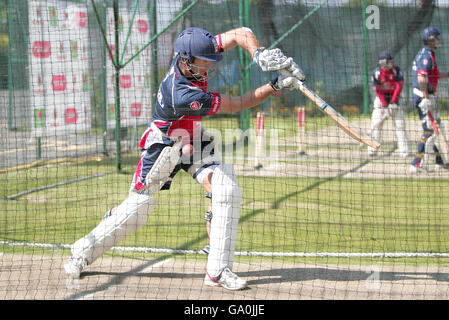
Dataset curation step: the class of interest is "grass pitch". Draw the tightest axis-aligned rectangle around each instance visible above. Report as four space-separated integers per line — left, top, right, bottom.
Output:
2 152 449 267
3 114 449 300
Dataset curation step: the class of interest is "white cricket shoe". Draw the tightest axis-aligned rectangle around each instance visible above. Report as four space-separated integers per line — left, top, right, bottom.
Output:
409 164 434 174
64 256 87 279
435 163 449 170
202 244 210 255
204 267 247 290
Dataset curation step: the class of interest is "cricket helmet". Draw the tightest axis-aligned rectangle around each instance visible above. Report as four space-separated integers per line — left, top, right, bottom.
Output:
174 27 222 62
422 26 441 45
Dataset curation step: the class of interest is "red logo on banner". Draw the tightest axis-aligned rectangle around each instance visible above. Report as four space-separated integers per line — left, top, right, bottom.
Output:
32 41 51 58
52 75 67 91
120 75 132 89
130 103 142 117
137 20 148 33
75 12 87 27
64 108 78 124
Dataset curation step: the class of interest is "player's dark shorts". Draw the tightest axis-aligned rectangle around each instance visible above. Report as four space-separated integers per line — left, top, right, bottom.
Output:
130 137 220 192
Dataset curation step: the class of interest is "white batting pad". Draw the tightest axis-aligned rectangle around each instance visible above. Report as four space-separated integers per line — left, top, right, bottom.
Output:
392 107 411 155
71 193 155 265
369 97 410 155
206 163 242 278
423 133 436 168
145 142 181 193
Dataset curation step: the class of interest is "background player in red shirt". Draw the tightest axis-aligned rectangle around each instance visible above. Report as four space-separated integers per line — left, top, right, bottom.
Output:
369 50 411 157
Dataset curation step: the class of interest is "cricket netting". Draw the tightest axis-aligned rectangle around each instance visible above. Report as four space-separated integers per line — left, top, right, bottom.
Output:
2 0 449 302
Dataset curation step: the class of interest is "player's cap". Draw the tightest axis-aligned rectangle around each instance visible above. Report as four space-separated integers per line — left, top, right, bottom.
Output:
378 50 394 67
378 50 394 62
422 26 442 43
174 27 223 62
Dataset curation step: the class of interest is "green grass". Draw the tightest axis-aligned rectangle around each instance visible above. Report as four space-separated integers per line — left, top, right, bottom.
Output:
2 114 449 267
2 156 449 267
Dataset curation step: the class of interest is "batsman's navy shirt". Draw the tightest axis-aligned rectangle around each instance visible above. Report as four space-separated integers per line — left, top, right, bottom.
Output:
412 46 440 95
138 55 221 150
132 34 223 191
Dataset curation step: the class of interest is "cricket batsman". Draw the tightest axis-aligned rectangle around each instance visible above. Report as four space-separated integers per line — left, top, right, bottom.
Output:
410 27 449 173
64 26 305 290
369 50 411 157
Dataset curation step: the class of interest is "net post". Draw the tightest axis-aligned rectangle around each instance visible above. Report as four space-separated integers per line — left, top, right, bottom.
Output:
254 112 265 169
297 106 306 155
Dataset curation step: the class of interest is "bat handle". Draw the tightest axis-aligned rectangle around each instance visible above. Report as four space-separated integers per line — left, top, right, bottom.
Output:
427 111 439 133
279 69 291 77
295 78 305 91
280 69 306 88
293 79 325 107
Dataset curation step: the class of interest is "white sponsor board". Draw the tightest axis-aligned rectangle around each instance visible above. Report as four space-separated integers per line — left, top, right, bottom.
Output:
106 8 152 129
28 0 90 135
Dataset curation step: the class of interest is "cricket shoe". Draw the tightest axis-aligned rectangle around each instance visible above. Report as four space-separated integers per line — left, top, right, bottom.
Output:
435 163 449 170
204 267 248 291
409 164 434 174
202 244 210 254
64 256 87 279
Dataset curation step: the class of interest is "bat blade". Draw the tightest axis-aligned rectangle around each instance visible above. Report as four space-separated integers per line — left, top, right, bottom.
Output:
293 80 380 150
428 111 449 164
437 132 449 164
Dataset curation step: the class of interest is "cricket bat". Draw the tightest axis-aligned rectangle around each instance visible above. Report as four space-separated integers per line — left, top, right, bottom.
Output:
290 78 381 150
428 111 449 164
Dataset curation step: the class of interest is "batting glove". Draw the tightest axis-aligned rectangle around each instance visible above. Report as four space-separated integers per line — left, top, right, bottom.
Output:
270 74 298 92
418 98 432 114
285 60 306 81
253 47 291 72
388 103 398 115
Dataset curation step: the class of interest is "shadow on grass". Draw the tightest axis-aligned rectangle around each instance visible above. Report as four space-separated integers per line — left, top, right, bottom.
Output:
244 267 449 286
66 262 449 300
65 153 389 299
